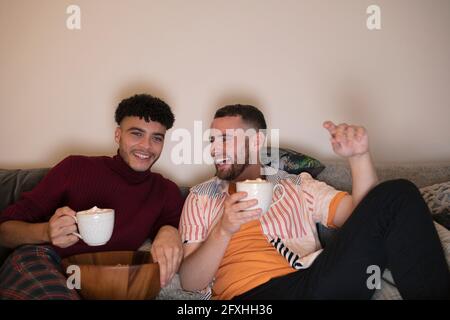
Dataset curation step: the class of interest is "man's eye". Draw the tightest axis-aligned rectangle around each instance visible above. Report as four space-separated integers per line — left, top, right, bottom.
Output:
132 132 142 137
153 136 163 143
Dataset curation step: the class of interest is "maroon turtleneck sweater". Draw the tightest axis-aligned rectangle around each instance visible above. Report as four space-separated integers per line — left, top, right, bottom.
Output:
0 153 183 258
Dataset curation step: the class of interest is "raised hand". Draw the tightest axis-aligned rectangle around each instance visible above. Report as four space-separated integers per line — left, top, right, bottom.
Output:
323 121 369 158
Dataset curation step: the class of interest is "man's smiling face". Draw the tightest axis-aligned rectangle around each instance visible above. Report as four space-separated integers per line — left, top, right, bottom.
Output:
115 116 166 172
210 116 252 181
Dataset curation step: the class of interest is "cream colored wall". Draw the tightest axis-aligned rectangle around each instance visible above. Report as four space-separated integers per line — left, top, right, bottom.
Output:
1 0 449 186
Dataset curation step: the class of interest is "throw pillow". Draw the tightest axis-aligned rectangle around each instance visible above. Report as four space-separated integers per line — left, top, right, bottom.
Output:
261 147 325 178
420 181 450 214
420 181 450 230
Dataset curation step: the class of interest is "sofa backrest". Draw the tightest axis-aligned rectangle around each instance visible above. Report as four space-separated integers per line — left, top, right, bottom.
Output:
0 168 50 212
318 161 450 192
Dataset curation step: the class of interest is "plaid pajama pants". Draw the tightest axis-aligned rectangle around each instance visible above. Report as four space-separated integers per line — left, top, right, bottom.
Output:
0 245 80 300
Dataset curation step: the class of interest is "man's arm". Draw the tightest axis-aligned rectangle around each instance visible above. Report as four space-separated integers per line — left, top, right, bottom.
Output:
0 221 49 248
0 157 79 248
323 122 379 228
150 225 183 288
148 179 187 287
179 223 233 291
179 193 260 292
348 152 378 205
0 207 79 249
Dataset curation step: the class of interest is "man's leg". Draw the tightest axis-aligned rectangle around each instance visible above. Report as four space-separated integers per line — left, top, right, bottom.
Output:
0 245 80 300
236 179 450 299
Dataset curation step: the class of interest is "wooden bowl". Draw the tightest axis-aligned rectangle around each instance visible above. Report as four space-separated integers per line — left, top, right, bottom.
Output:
61 251 160 300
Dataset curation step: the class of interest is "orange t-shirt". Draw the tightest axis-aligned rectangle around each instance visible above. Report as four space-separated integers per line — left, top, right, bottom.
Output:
212 219 296 300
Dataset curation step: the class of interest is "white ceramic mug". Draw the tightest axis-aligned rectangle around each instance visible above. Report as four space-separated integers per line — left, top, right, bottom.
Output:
69 207 115 246
236 179 286 214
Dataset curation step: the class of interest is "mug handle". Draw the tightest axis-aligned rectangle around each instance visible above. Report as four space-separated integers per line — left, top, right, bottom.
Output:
65 214 83 239
270 183 286 208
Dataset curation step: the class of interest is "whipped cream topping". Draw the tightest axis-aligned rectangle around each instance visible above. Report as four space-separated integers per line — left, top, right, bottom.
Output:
78 206 112 215
242 178 267 184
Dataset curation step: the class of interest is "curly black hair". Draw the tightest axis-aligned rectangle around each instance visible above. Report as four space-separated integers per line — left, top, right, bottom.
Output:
115 94 175 129
214 104 267 130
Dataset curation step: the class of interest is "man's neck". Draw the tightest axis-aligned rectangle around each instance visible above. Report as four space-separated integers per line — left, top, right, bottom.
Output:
231 164 263 183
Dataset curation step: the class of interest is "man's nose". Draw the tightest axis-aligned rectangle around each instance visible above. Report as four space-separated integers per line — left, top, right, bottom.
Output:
210 141 217 155
210 141 225 157
138 138 152 150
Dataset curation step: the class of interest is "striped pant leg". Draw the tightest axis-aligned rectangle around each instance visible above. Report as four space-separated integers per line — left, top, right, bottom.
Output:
0 245 80 300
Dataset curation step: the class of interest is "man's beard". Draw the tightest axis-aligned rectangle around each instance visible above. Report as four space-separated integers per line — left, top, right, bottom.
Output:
215 148 251 181
215 163 249 181
214 139 256 181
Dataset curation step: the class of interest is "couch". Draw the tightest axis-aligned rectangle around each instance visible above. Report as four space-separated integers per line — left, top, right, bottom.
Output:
1 160 449 300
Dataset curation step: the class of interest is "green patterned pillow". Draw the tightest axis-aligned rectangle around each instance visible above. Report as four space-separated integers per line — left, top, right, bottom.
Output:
262 147 325 178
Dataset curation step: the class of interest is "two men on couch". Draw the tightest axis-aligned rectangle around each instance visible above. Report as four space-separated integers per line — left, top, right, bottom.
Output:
1 96 449 300
0 94 184 299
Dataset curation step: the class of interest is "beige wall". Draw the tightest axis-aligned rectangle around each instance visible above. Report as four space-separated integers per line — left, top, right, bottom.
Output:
1 0 449 186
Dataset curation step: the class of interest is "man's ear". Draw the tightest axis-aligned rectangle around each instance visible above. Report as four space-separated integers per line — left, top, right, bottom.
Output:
114 127 121 144
247 131 266 165
252 131 266 151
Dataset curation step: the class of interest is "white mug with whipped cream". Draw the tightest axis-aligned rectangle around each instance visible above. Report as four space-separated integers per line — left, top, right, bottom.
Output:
236 178 286 214
69 206 115 246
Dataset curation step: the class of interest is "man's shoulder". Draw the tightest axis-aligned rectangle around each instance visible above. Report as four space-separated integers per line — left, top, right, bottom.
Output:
50 155 108 173
189 177 223 197
149 172 180 193
266 168 305 186
58 154 109 165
